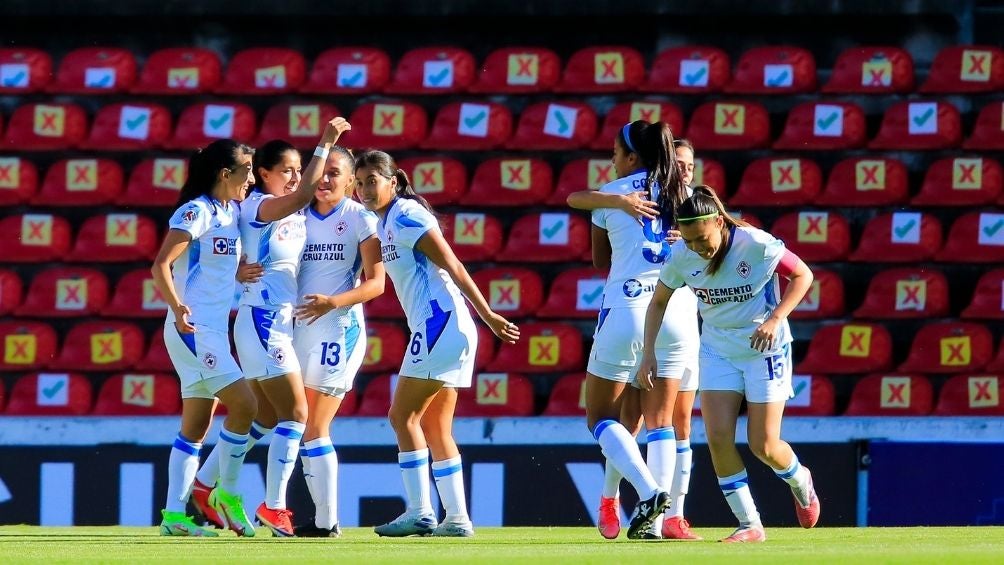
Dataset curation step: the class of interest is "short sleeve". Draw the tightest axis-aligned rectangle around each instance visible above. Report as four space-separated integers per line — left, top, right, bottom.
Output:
658 257 685 290
753 227 786 272
168 201 213 240
240 193 270 228
357 209 378 243
591 208 608 229
392 203 437 249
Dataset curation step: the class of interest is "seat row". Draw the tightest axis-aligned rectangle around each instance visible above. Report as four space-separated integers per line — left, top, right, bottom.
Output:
5 99 1004 152
1 44 1001 96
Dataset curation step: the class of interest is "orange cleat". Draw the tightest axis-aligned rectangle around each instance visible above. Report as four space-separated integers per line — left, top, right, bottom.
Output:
720 524 766 543
597 496 621 539
662 516 702 540
793 468 821 528
255 502 295 537
191 479 224 529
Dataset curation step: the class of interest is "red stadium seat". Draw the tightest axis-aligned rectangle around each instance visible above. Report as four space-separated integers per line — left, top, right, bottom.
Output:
487 322 583 373
132 47 222 94
935 212 1004 263
692 157 728 195
919 45 1004 93
118 157 188 207
469 46 561 94
0 321 57 370
991 338 1004 372
543 373 588 416
461 157 552 206
773 101 867 150
898 321 993 374
963 101 1004 150
4 102 88 150
361 321 407 373
730 157 822 207
67 213 158 263
15 267 109 318
853 267 950 320
362 279 405 321
769 211 851 262
216 47 306 94
555 46 645 93
912 156 1001 206
685 101 771 150
440 212 504 262
730 210 764 229
48 47 137 94
549 158 617 205
455 373 535 417
385 47 476 94
0 269 23 315
135 331 173 372
34 158 124 206
5 372 92 416
961 268 1004 320
784 374 835 416
869 100 962 150
589 101 685 150
821 46 914 94
537 267 609 319
167 102 257 149
850 212 943 263
92 373 181 415
472 267 545 318
421 101 513 151
845 374 933 416
474 325 496 372
255 102 341 146
398 156 467 206
935 374 1004 416
497 212 591 263
50 320 145 372
301 47 391 94
506 101 598 151
788 268 845 320
0 156 39 205
338 390 359 417
102 268 169 319
816 157 909 207
0 47 52 93
0 213 72 262
796 322 893 374
641 45 730 93
725 46 816 94
81 102 173 150
343 101 428 151
356 373 397 417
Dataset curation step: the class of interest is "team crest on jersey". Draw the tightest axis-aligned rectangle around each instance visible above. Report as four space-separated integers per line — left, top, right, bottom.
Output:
213 237 238 255
202 352 217 369
269 347 286 365
385 229 394 244
276 219 306 241
736 260 752 279
623 279 643 298
182 207 198 225
335 221 348 235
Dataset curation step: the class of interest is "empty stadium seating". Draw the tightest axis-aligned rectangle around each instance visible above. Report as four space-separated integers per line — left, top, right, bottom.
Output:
398 156 468 206
455 373 535 417
934 374 1004 416
506 100 598 150
852 268 950 320
0 320 58 370
641 46 731 93
67 213 159 262
131 47 222 94
730 157 823 206
912 156 1002 206
821 46 914 94
4 102 88 150
796 322 893 374
216 47 306 94
815 157 909 206
118 158 187 207
497 212 591 263
961 269 1004 320
301 47 391 94
686 100 771 150
919 45 1004 93
849 212 943 263
385 47 477 95
361 322 407 373
898 321 994 374
0 213 72 262
486 322 583 373
471 267 545 318
0 156 39 205
555 46 645 93
421 102 513 151
770 211 851 262
785 374 836 416
0 47 53 93
543 373 588 416
0 269 23 316
34 158 124 206
92 373 181 415
788 268 845 320
81 103 173 150
461 157 552 206
845 374 933 416
440 212 505 262
256 102 342 146
469 46 561 94
6 372 92 416
935 212 1004 263
101 268 169 318
15 267 110 318
536 267 608 319
48 47 137 94
50 320 146 371
725 46 817 94
344 101 428 151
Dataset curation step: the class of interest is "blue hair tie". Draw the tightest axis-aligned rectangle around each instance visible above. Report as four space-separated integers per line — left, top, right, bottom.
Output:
621 123 636 153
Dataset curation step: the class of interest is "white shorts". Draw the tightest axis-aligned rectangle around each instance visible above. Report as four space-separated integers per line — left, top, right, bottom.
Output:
699 342 794 403
587 307 700 387
293 307 366 397
163 323 243 399
400 301 477 388
234 304 301 379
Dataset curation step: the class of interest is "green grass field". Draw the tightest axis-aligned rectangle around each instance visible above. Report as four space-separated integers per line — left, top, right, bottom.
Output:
1 526 1003 564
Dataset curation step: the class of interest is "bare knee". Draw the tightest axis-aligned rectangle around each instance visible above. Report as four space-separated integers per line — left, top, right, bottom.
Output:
673 412 692 439
226 390 258 426
388 406 420 434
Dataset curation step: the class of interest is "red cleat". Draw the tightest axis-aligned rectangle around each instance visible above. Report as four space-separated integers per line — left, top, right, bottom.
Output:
256 502 295 537
793 468 820 528
597 496 621 539
191 479 224 529
662 516 702 540
720 524 766 543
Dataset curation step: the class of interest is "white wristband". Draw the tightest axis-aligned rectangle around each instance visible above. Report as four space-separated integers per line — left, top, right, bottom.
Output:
314 146 329 159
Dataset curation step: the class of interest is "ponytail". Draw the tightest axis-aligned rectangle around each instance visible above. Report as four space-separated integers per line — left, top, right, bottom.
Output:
677 185 748 275
621 120 688 227
177 139 253 207
354 150 434 213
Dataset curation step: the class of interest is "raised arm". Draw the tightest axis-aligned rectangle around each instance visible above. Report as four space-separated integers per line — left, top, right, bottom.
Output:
150 229 196 333
567 189 659 220
295 236 386 325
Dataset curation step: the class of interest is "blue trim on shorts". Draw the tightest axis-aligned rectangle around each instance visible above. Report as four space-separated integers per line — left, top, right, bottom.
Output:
250 306 277 351
646 427 675 442
399 458 428 469
172 435 200 456
178 328 197 357
432 463 462 478
592 419 617 440
424 299 452 352
305 444 336 457
345 312 361 359
597 307 611 331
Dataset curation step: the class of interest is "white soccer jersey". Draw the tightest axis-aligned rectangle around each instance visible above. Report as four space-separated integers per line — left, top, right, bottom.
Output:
166 195 242 331
659 225 790 359
378 198 466 329
238 190 307 307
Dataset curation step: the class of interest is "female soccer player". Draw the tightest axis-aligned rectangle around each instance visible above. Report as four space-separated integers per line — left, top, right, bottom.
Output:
354 150 519 538
637 186 821 543
291 145 385 537
152 139 259 537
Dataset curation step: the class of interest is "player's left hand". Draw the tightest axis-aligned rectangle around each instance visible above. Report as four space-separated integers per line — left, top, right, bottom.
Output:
750 318 780 352
486 312 520 344
236 254 264 283
295 294 336 325
664 229 681 245
635 353 657 391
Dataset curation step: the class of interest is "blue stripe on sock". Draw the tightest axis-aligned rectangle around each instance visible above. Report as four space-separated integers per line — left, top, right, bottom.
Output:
593 419 617 441
432 463 462 478
305 444 335 457
719 478 748 491
676 445 692 453
776 460 800 480
399 458 428 469
250 422 269 440
275 425 304 440
172 436 200 456
299 446 308 457
646 427 675 442
219 430 247 445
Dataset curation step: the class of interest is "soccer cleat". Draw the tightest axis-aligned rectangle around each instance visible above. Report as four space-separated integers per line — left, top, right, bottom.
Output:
191 479 224 529
793 467 821 529
256 503 295 537
637 522 662 540
293 522 341 538
374 510 437 537
432 517 475 538
159 510 219 537
720 524 766 543
662 516 702 540
209 488 255 537
597 496 621 540
626 490 671 540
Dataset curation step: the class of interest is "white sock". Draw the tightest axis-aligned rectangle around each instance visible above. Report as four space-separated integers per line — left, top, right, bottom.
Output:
775 455 811 507
304 437 339 529
165 434 201 513
432 456 469 523
602 459 622 499
299 446 314 501
670 438 692 518
399 448 433 514
594 420 660 500
196 420 270 487
265 420 306 509
646 426 676 527
719 469 761 527
215 427 250 493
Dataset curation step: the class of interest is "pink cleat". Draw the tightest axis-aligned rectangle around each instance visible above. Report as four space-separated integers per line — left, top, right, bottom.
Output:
793 467 821 528
720 524 766 543
597 496 621 539
662 516 702 540
191 479 224 529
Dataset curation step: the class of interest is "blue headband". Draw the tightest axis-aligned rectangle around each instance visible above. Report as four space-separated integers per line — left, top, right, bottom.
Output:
621 123 636 153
